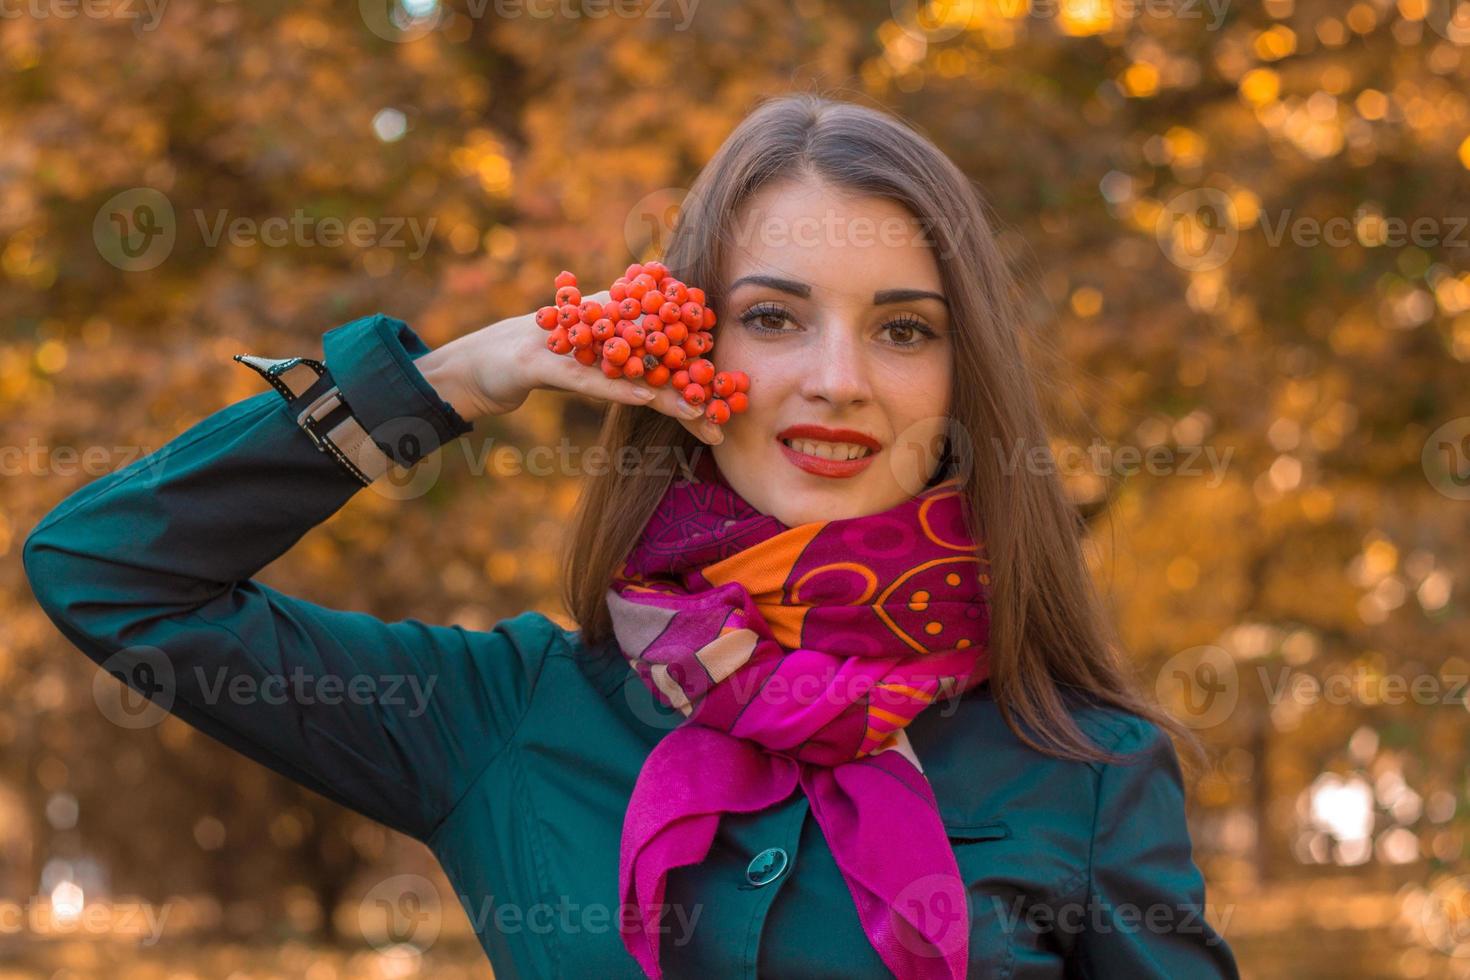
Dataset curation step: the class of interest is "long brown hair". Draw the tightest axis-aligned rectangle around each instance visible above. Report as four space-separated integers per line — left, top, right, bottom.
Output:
560 91 1203 769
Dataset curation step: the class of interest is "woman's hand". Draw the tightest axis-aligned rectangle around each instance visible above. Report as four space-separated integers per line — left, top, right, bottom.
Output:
415 291 725 445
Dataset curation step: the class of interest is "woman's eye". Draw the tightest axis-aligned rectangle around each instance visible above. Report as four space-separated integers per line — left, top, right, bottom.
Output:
881 317 936 348
740 305 794 333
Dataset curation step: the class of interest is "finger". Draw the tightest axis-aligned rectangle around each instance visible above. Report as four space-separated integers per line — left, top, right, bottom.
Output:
645 384 725 445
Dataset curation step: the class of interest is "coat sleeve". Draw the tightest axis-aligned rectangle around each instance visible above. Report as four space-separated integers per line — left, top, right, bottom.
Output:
21 312 556 843
1067 719 1241 979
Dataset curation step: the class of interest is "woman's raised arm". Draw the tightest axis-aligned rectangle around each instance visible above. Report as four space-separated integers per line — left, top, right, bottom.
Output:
21 313 557 843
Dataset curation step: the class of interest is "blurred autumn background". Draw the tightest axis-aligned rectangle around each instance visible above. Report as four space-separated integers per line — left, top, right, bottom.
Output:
3 0 1470 977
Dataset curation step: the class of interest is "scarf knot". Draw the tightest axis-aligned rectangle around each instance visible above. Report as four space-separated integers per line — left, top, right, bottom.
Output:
611 455 992 978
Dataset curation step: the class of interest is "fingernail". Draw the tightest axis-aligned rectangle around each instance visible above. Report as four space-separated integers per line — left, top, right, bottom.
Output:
635 388 656 400
680 403 703 418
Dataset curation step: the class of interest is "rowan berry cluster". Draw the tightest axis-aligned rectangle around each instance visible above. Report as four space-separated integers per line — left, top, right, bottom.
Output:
535 264 750 424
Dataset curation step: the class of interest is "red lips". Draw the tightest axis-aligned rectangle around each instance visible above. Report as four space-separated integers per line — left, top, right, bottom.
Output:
775 424 881 479
775 424 881 450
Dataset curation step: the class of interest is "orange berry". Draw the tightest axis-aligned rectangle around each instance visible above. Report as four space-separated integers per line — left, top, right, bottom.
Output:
568 322 593 348
574 345 598 366
580 299 602 325
644 331 670 357
603 337 631 365
727 391 749 413
622 357 645 379
547 326 572 354
625 263 645 281
688 358 715 386
557 305 580 329
641 290 666 314
601 358 623 379
554 270 577 290
624 322 646 347
688 286 705 305
610 280 628 302
535 305 559 330
711 371 736 398
664 321 688 344
731 370 751 393
705 398 731 424
681 382 706 406
556 285 581 307
644 261 668 281
672 369 691 390
680 302 703 330
646 364 671 387
592 318 615 342
662 281 689 305
662 346 687 370
703 306 717 329
658 301 681 323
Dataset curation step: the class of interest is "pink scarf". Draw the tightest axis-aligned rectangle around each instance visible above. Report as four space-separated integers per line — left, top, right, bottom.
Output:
610 452 992 978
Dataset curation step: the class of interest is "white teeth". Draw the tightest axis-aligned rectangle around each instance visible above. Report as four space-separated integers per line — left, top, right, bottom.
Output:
781 438 873 460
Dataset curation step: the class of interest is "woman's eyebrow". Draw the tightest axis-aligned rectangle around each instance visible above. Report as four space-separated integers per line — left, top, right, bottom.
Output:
727 274 810 297
873 287 949 310
728 275 950 310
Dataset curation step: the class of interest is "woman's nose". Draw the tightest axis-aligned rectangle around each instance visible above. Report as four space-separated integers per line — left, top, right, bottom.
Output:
798 320 873 407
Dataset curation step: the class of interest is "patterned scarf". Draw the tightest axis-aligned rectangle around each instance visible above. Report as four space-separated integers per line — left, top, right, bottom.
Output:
610 451 992 978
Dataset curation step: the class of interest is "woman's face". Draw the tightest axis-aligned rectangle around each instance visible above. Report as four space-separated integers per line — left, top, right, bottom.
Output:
710 178 954 527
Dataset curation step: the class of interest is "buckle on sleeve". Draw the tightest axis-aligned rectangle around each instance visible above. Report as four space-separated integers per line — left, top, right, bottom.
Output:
295 386 346 452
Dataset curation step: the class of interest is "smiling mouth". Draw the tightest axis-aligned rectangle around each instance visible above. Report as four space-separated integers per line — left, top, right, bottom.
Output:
779 438 876 461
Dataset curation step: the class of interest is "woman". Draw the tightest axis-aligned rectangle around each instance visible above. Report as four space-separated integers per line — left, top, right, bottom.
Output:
23 94 1240 978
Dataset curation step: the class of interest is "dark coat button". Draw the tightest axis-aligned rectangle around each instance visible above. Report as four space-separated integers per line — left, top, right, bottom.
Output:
745 846 789 886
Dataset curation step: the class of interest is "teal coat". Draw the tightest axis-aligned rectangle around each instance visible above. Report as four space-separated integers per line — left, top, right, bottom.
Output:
23 313 1241 979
